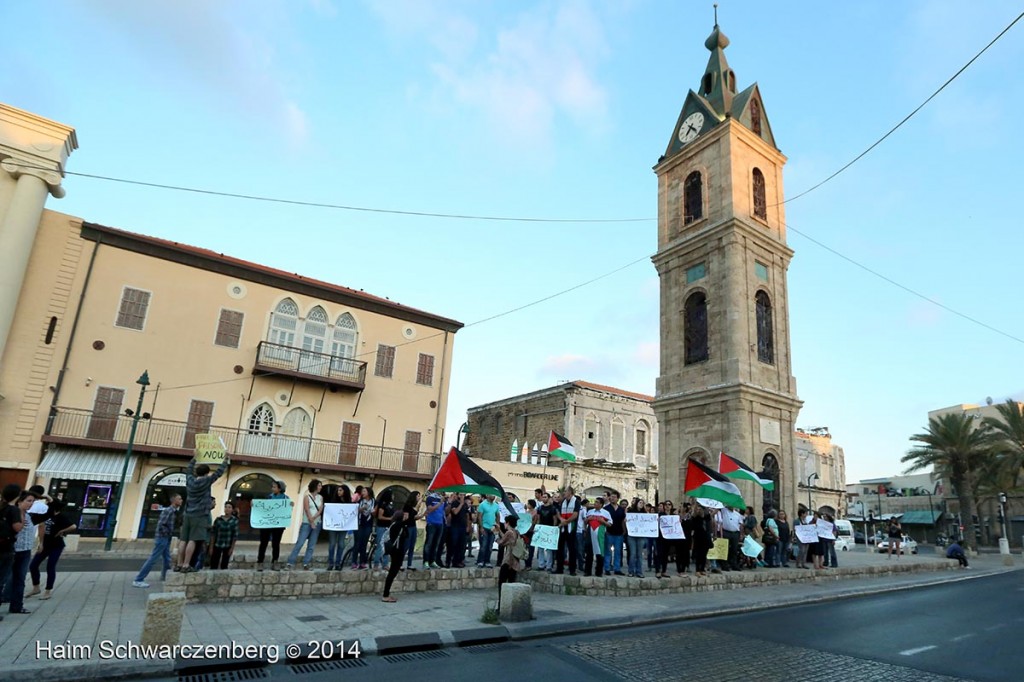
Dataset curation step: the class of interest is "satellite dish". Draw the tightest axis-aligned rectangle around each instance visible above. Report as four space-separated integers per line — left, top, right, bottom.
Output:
986 397 994 406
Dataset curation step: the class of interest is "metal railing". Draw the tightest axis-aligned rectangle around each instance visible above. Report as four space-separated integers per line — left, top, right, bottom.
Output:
254 340 367 387
46 407 440 475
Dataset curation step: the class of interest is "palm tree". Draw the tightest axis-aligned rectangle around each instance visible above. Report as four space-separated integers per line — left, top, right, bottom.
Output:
983 399 1024 489
903 413 990 550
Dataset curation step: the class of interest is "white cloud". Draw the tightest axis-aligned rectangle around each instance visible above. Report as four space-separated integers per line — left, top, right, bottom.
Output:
632 341 658 368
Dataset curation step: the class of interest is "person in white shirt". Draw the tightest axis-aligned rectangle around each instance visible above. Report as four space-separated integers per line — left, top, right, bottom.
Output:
583 498 612 577
721 506 743 571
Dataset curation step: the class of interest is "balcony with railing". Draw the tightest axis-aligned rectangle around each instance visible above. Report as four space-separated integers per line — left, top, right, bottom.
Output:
44 407 439 478
253 341 367 390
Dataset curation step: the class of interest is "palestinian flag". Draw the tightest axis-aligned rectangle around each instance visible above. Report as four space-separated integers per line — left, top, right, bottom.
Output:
548 431 576 461
718 452 775 490
429 447 516 515
684 458 746 509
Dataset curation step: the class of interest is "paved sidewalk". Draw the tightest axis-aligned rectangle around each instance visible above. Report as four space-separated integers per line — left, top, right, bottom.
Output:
1 551 1015 681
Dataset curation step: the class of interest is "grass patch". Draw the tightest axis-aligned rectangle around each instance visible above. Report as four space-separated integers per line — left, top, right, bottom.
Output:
481 605 500 625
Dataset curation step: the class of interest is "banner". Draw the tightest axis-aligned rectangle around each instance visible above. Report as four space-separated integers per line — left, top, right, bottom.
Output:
742 535 764 558
531 524 560 551
250 498 293 529
194 434 227 465
659 515 685 540
816 518 836 540
707 537 729 561
795 524 820 544
498 502 532 535
322 503 359 531
626 513 659 538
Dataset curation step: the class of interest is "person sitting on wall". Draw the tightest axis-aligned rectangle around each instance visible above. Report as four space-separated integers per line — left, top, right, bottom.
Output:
946 539 969 568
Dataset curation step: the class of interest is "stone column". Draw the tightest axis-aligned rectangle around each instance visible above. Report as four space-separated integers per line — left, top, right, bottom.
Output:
0 160 63 366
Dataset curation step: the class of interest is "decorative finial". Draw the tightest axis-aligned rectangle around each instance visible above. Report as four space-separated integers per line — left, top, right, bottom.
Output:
713 3 718 26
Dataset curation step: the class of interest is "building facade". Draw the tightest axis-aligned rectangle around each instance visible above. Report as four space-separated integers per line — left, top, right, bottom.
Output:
463 381 660 502
652 23 802 516
0 103 462 541
793 427 846 516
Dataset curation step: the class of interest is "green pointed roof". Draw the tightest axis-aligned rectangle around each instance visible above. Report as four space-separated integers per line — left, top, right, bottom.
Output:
699 23 736 117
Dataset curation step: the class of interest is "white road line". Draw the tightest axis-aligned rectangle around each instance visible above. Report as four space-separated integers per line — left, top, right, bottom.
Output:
985 624 1008 631
951 633 976 642
899 645 938 656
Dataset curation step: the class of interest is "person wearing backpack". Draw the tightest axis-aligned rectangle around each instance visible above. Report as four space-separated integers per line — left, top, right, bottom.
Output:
381 492 421 603
497 515 524 610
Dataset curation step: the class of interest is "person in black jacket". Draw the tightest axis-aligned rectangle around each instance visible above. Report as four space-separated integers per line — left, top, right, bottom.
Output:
381 492 422 603
27 500 77 600
691 504 714 577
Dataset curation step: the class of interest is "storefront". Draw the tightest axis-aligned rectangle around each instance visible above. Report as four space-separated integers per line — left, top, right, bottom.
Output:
138 466 188 538
37 446 137 538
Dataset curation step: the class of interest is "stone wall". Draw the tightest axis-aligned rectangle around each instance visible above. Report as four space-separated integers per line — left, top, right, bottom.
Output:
465 389 566 463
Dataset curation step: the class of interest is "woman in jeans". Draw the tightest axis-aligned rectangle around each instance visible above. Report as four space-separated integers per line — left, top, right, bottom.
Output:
286 479 323 570
776 510 792 568
353 487 375 569
257 480 290 571
28 500 76 600
326 484 352 570
626 498 646 578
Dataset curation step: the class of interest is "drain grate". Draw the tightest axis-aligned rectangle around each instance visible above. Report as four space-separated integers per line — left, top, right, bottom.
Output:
288 659 368 675
294 615 328 623
464 642 517 654
382 650 450 664
179 668 269 682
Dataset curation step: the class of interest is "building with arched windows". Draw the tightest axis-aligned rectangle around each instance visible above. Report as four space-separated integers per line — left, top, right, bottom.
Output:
0 102 462 541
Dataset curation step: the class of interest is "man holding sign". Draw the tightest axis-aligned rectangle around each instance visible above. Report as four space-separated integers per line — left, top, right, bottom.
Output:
175 454 228 573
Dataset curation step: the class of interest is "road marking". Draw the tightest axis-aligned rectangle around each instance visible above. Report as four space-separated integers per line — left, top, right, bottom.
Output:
985 624 1008 631
899 645 938 656
950 634 976 642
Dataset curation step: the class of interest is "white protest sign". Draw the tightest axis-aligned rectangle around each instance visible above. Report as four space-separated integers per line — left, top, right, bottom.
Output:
816 518 836 540
531 524 560 550
322 503 359 531
659 515 685 540
742 535 764 558
28 500 49 515
795 524 820 544
498 502 532 534
626 513 659 538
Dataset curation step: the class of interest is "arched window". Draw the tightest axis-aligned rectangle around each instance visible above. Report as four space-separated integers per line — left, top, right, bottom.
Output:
752 168 767 220
684 291 709 365
761 453 780 516
727 71 736 92
750 99 762 136
611 418 625 462
331 312 358 377
299 306 329 375
634 420 650 468
230 473 277 540
755 290 774 364
683 171 703 225
584 413 599 459
701 73 712 95
248 403 275 435
269 298 299 348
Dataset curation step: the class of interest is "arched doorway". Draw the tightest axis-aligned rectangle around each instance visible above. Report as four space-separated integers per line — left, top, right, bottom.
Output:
380 484 411 510
138 467 188 538
761 453 780 516
230 473 276 541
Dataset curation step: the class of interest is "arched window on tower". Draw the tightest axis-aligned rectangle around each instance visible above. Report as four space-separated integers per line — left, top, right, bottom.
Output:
683 171 703 225
755 290 774 364
761 453 780 515
752 168 767 220
727 71 736 92
702 73 712 96
750 99 762 136
684 291 709 365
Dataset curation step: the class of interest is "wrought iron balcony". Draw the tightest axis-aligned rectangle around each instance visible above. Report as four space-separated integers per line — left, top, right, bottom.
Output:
44 407 439 478
253 340 367 390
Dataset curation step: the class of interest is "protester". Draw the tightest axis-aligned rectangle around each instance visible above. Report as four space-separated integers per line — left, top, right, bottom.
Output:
422 490 445 569
691 504 714 576
133 493 181 587
475 493 500 569
5 491 36 615
777 510 792 568
210 501 239 570
0 483 25 621
555 487 580 576
742 507 761 568
353 486 375 569
256 480 289 572
796 509 815 569
762 509 780 568
496 515 524 611
402 492 424 571
946 539 969 568
584 497 611 577
326 484 353 571
626 498 646 578
809 511 825 570
677 503 694 575
887 517 903 560
371 489 396 570
446 493 469 568
176 455 229 572
536 492 557 572
603 494 627 576
575 496 589 573
380 494 419 603
287 479 323 570
27 499 76 599
823 513 839 568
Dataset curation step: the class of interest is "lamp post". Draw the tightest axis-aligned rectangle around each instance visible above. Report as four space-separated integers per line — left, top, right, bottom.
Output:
924 488 934 543
456 422 470 451
104 370 150 552
998 492 1011 563
806 472 818 512
377 415 387 467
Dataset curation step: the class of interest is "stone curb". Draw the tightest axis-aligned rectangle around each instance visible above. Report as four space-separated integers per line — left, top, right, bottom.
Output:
3 659 173 682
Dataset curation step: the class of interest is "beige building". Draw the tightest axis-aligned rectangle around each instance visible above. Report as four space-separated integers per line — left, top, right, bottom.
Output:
794 427 846 515
652 23 802 516
0 103 462 541
463 381 659 502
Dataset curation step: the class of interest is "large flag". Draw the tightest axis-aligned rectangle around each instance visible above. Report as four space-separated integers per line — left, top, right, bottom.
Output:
718 451 775 491
684 458 746 509
429 447 516 515
548 431 576 461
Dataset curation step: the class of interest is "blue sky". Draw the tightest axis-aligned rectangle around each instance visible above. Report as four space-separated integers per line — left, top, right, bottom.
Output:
3 1 1022 482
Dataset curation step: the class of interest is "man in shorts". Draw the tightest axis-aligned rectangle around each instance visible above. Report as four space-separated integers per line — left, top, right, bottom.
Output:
176 455 228 572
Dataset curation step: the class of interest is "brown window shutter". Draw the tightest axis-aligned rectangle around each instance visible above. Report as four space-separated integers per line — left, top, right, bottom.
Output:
374 344 395 378
116 287 151 330
215 309 244 348
402 430 422 472
340 421 360 465
183 400 215 449
416 353 435 385
87 387 125 440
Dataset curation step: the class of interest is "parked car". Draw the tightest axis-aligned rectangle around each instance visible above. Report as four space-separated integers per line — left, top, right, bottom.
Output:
835 535 855 551
876 536 918 554
854 531 866 544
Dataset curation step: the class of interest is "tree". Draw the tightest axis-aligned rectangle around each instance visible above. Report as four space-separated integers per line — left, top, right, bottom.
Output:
983 400 1024 489
903 413 990 550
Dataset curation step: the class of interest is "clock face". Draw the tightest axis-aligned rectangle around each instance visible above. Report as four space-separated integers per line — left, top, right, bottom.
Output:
678 112 705 144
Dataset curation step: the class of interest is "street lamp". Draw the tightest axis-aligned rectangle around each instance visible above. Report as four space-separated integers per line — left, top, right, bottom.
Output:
456 421 470 450
104 370 150 552
924 488 934 543
806 472 818 512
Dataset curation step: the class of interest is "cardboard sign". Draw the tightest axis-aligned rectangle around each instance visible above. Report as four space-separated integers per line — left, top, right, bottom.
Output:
498 502 532 535
742 535 764 558
531 524 560 551
250 498 293 528
626 513 659 538
322 503 359 531
659 515 685 540
795 524 820 544
194 434 227 465
816 519 836 540
707 537 730 561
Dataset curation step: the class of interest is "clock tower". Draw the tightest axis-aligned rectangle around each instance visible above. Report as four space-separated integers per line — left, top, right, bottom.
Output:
652 22 803 516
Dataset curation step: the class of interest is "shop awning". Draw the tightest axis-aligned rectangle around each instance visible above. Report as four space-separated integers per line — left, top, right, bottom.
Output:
35 446 138 483
899 510 943 525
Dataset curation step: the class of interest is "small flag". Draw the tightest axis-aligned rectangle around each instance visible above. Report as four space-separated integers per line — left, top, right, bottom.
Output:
429 447 516 515
684 458 746 509
718 452 775 491
548 431 576 461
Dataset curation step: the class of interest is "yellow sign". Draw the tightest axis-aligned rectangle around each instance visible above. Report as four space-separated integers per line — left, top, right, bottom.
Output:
707 537 730 561
194 434 227 465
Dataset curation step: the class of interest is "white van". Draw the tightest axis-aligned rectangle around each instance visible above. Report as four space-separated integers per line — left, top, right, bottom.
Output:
834 519 855 550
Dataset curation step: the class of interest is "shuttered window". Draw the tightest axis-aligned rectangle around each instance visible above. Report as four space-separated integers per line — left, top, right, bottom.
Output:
416 353 435 386
183 400 215 449
115 287 151 330
374 344 396 378
340 421 360 465
214 309 244 348
87 387 125 440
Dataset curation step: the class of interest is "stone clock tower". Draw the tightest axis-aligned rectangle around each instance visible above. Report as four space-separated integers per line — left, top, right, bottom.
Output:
652 23 802 516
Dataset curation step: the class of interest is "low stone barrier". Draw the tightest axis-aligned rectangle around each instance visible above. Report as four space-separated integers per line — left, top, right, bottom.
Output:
498 583 532 622
140 592 186 646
